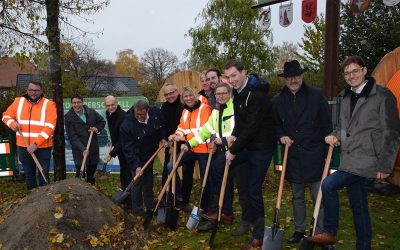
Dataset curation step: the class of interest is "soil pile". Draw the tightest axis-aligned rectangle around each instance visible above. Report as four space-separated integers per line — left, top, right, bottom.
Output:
0 178 144 250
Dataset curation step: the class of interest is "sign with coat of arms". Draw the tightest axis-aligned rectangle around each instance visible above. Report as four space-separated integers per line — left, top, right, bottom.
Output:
383 0 400 6
257 8 271 31
302 0 317 23
350 0 371 14
279 2 293 27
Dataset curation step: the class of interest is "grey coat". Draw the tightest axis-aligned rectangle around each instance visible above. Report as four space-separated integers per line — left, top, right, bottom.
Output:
335 78 400 178
65 106 106 166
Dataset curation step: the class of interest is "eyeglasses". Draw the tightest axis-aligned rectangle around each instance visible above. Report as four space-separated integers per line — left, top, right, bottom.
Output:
105 103 116 107
343 67 364 78
72 101 83 105
164 90 176 97
27 89 41 92
215 92 229 96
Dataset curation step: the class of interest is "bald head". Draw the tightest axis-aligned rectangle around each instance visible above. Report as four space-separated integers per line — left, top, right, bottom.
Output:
105 95 118 113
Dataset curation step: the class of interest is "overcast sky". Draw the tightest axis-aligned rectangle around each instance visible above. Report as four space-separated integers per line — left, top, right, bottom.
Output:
78 0 326 62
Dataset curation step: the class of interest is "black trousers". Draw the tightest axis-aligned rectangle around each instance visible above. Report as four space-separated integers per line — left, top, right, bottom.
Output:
75 163 96 184
233 161 251 222
119 156 132 207
131 162 155 214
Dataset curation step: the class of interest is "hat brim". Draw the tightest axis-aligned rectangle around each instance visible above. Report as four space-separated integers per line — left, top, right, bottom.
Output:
278 68 307 78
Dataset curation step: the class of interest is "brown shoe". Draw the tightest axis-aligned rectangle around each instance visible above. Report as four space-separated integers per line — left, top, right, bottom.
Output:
202 213 233 224
308 232 336 245
240 238 262 250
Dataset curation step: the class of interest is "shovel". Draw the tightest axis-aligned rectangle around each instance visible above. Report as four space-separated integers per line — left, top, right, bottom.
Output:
299 145 334 250
157 144 175 225
17 129 49 185
187 141 214 230
98 143 112 178
143 150 185 229
79 130 94 179
164 163 180 230
113 145 163 203
262 144 289 250
209 161 230 249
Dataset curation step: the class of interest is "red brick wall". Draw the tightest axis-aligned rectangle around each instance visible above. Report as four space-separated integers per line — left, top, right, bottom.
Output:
0 57 37 88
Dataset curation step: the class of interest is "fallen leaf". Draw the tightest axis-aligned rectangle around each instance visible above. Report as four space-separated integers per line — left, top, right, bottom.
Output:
54 212 63 219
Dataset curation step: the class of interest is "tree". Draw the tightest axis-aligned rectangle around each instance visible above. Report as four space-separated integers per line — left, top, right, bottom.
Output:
140 48 179 87
274 41 300 72
115 49 143 82
297 13 325 88
186 0 276 74
340 2 400 72
0 0 109 180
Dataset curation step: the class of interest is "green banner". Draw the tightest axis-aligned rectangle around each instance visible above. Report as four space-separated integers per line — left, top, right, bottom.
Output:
63 96 147 111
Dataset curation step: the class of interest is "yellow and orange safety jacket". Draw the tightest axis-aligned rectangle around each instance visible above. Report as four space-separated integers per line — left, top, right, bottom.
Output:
2 95 57 148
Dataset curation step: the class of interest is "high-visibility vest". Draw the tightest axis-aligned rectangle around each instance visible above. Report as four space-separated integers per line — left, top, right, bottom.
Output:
175 102 211 153
188 98 235 149
2 96 57 148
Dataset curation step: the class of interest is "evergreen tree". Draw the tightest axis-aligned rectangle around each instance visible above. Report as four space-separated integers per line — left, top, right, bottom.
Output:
340 2 400 72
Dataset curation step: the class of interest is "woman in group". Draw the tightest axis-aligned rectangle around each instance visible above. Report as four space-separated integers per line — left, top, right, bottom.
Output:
181 82 235 232
168 86 212 212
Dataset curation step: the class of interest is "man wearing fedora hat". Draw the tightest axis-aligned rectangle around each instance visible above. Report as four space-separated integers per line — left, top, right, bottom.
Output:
273 60 332 245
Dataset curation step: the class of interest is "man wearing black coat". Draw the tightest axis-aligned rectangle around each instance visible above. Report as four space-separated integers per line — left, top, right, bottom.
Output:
120 100 165 217
273 60 332 244
65 94 106 184
103 96 129 205
224 59 276 249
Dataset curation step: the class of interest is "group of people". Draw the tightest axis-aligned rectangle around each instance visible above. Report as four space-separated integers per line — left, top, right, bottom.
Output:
2 56 399 250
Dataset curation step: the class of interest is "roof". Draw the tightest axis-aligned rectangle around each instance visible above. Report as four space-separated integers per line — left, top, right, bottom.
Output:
15 74 142 96
82 76 141 96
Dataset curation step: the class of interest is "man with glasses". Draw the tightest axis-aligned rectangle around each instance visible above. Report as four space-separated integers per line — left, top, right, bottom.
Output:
104 96 129 206
160 83 185 187
120 100 165 220
273 60 332 245
65 93 105 184
308 56 400 249
2 81 57 190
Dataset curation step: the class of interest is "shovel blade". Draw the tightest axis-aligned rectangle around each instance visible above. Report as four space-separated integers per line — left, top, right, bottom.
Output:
157 207 167 224
112 189 130 204
165 206 179 230
186 206 201 230
262 226 284 250
299 236 315 250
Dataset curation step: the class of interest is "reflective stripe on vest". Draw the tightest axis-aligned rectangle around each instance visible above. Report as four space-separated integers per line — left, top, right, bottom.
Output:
0 143 11 154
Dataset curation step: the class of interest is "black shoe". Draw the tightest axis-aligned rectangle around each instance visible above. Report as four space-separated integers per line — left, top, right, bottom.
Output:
287 231 305 244
231 221 251 236
197 221 214 232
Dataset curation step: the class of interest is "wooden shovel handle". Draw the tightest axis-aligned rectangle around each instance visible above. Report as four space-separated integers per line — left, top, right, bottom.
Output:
202 141 214 189
276 144 289 210
172 141 177 205
80 130 94 175
155 150 184 211
311 145 334 235
218 161 230 221
131 145 164 185
17 129 48 184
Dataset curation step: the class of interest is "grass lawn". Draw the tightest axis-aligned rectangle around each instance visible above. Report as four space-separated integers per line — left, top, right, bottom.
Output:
1 158 399 249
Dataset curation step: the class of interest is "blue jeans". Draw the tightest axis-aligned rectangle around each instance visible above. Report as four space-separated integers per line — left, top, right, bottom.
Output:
18 146 51 190
321 170 371 250
234 148 273 240
209 151 234 215
167 150 211 211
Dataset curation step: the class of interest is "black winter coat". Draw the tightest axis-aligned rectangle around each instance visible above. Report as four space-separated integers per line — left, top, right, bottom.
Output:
65 106 106 166
120 106 163 170
273 83 332 183
230 80 276 155
160 95 183 140
106 105 127 158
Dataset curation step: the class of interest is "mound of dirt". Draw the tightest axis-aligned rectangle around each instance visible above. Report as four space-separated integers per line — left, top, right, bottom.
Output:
0 178 145 250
